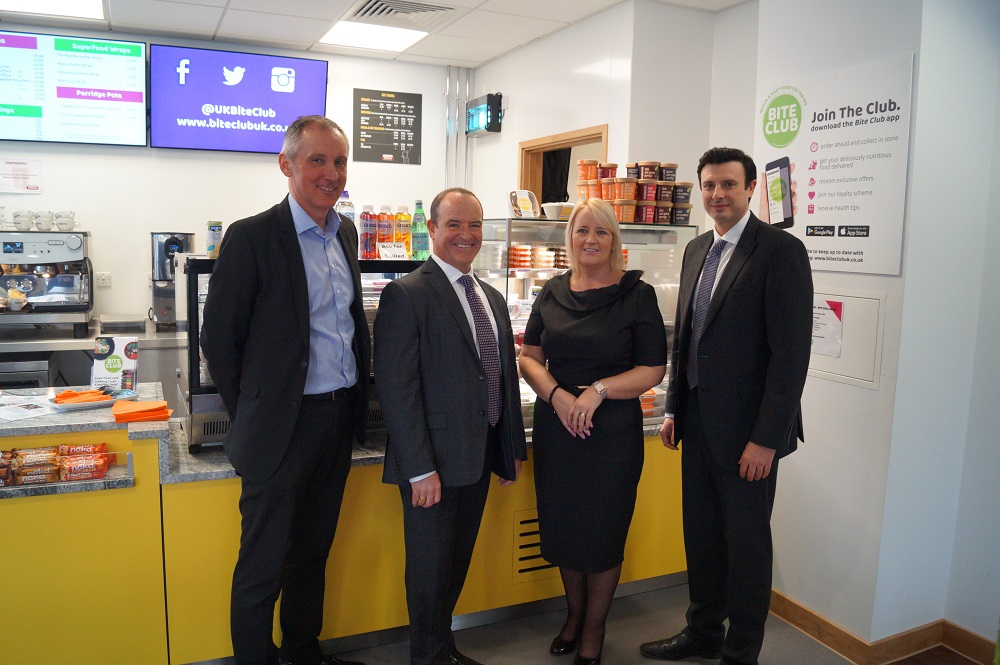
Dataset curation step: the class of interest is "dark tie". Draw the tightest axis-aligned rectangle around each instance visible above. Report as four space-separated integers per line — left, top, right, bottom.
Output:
687 237 727 389
459 274 501 426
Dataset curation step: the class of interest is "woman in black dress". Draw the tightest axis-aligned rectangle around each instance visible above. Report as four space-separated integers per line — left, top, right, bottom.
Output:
519 198 667 664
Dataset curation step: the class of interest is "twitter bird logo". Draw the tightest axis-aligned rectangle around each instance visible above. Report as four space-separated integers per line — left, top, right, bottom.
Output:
222 66 246 86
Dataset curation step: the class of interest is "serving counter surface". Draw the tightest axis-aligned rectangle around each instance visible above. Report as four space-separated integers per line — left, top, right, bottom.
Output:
0 325 187 353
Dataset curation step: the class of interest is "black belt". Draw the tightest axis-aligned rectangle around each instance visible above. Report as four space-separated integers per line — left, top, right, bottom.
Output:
303 387 351 401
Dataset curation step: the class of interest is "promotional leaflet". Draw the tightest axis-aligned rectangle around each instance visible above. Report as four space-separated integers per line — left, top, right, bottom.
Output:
91 336 139 391
754 53 914 275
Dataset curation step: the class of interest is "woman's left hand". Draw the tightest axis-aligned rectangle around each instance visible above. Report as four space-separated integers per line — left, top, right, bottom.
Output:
568 387 604 438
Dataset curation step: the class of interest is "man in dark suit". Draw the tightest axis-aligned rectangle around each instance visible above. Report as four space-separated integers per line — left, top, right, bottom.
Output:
640 147 813 665
374 187 527 665
201 116 367 665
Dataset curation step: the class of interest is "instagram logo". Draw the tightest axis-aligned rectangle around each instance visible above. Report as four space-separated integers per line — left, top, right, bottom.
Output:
271 67 295 93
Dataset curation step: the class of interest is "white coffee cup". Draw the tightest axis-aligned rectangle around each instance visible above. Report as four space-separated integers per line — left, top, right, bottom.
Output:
55 218 80 231
55 209 75 221
35 217 54 231
12 209 33 230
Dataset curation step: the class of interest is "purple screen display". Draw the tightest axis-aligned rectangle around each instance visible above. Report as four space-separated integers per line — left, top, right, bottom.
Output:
149 44 328 154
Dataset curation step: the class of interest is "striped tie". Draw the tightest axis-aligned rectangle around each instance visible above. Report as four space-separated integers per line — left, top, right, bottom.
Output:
459 275 501 426
687 238 727 389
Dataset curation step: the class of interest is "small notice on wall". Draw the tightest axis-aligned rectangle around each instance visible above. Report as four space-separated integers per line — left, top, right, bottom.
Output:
812 297 844 358
354 88 421 165
0 159 42 193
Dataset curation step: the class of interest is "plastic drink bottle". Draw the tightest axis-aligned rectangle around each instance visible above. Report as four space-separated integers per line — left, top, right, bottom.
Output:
376 206 394 259
411 200 430 260
395 205 412 258
359 205 377 260
335 190 356 227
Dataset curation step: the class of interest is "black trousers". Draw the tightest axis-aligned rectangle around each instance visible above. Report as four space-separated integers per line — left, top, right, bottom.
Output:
231 391 356 665
398 425 497 665
681 389 778 665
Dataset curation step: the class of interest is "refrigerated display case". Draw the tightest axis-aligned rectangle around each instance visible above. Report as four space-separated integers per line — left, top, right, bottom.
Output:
474 218 699 429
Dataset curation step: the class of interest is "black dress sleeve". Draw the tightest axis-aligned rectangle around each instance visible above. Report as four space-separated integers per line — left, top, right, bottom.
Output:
631 282 668 367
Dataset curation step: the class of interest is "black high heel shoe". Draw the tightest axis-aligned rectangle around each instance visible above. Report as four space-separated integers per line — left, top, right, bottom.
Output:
573 636 603 665
550 634 578 656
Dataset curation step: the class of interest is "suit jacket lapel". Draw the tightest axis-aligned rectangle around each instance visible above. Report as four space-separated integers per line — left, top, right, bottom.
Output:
703 214 760 331
423 260 478 357
277 196 311 346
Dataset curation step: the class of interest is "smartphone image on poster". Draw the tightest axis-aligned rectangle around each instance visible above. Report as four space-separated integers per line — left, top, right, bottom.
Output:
765 156 794 228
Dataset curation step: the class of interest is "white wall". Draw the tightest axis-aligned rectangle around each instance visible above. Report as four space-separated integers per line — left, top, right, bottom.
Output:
755 0 921 639
947 20 1000 636
0 24 450 320
753 0 1000 643
469 0 717 222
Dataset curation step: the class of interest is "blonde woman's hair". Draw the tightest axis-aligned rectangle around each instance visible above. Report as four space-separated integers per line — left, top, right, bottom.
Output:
564 198 625 274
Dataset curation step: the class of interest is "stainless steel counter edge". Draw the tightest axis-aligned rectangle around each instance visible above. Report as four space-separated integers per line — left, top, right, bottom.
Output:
0 329 188 353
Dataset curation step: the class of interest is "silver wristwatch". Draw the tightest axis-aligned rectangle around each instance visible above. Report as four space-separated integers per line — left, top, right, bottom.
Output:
591 380 608 399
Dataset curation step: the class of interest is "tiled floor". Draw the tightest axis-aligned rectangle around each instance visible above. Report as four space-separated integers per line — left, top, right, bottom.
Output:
333 583 856 664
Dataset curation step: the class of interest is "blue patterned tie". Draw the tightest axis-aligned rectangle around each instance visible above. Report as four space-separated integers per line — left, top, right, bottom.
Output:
459 275 501 426
687 238 727 389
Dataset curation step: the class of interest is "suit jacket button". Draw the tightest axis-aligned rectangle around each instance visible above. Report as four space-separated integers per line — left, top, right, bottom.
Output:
291 402 298 410
300 360 308 368
479 375 485 381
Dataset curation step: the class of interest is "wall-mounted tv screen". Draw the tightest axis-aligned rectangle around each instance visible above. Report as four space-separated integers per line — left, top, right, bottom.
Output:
150 44 328 154
0 30 146 146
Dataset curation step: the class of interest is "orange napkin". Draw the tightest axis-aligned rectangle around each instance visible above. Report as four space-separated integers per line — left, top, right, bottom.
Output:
112 400 172 422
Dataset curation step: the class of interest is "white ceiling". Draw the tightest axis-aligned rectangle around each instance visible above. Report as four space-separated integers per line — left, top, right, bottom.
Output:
0 0 747 68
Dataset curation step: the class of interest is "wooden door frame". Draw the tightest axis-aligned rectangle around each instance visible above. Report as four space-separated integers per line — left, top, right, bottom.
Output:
518 124 609 200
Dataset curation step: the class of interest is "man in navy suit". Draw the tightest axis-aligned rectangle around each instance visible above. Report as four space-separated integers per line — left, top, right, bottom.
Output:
202 116 367 665
640 147 813 665
374 188 527 665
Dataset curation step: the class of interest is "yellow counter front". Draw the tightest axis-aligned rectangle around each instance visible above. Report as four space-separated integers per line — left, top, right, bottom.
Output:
161 432 684 665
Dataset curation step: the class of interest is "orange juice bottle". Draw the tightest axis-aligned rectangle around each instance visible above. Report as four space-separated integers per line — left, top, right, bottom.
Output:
376 206 394 259
395 205 412 258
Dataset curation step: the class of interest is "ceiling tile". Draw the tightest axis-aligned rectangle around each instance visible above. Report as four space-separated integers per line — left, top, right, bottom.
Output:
217 8 334 44
227 0 355 21
476 0 620 23
438 9 566 44
107 0 223 34
404 33 513 63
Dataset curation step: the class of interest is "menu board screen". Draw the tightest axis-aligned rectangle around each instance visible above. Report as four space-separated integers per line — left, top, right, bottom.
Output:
0 30 147 146
150 44 328 154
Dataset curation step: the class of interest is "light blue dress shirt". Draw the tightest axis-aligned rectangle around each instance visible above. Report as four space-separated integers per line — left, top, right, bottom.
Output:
288 195 358 394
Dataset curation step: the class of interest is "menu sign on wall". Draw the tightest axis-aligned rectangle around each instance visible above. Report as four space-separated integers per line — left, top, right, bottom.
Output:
353 88 421 165
754 53 913 275
0 31 146 146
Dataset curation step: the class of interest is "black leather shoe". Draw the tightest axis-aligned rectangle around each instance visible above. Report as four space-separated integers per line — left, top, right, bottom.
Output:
321 656 365 665
573 637 603 665
639 631 721 660
450 648 485 665
550 634 578 656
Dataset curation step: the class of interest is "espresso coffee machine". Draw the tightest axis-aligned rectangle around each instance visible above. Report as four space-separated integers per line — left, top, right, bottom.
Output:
151 232 193 331
0 231 94 337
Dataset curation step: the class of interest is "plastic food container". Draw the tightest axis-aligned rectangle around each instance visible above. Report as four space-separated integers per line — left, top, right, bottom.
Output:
635 201 656 223
672 203 693 224
577 159 599 181
614 177 637 200
673 182 694 203
626 163 640 178
588 179 602 200
598 163 618 179
600 178 616 200
613 199 636 223
656 181 675 202
636 179 658 201
577 180 590 201
638 161 660 180
659 163 678 182
655 201 673 224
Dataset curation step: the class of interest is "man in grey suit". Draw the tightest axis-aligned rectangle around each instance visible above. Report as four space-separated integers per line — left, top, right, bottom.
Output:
202 116 366 665
374 187 527 665
640 148 813 665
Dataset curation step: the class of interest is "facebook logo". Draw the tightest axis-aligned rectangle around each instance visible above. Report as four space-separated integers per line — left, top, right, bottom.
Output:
177 59 190 85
